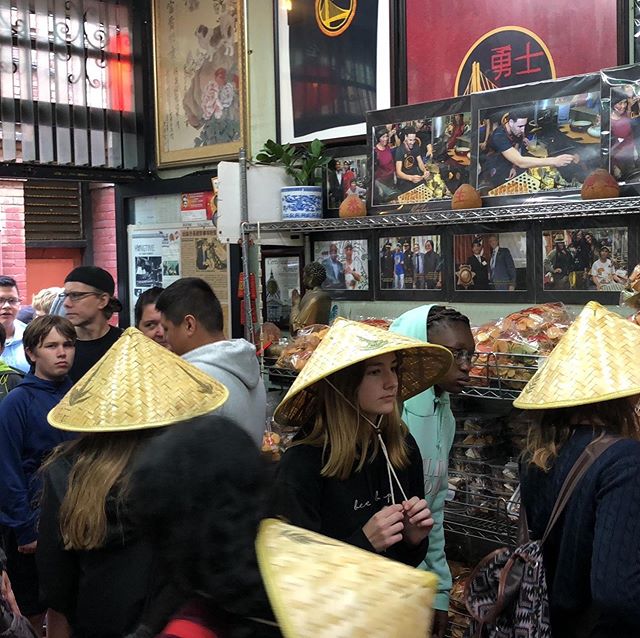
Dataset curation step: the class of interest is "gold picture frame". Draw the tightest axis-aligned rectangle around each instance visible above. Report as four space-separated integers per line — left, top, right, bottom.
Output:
152 0 248 168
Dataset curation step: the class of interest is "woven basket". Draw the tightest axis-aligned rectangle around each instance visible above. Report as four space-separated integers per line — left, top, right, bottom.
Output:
273 317 452 428
48 328 229 431
257 519 438 638
514 301 640 409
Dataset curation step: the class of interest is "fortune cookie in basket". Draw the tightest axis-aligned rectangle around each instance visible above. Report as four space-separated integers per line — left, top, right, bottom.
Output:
513 301 640 410
273 317 453 428
48 327 229 431
256 519 439 638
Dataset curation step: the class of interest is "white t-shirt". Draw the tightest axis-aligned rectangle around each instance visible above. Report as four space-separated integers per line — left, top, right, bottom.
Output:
590 258 615 286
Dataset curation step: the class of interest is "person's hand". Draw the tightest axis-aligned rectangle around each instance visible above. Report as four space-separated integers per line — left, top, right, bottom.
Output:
0 571 20 616
522 137 530 147
432 610 449 638
554 268 562 273
291 289 300 305
508 166 517 180
552 154 574 167
401 497 434 546
17 541 36 554
508 285 515 291
362 504 404 552
411 175 423 183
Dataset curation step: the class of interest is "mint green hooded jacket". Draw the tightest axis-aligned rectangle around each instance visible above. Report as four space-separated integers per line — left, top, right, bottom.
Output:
389 304 454 612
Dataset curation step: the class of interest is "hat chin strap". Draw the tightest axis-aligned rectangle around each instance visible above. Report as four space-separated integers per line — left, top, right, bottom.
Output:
324 379 408 505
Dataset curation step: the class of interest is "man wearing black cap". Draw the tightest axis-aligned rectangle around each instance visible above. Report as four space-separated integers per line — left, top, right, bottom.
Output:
61 266 123 382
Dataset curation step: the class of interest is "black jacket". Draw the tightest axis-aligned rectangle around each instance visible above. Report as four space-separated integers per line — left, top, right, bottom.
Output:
270 431 429 566
37 455 156 638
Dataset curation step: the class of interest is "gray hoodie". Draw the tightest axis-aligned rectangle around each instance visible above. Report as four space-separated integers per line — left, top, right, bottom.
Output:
182 339 266 447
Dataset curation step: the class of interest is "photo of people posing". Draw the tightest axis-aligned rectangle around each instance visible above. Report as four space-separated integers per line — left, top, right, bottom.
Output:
326 154 369 210
370 113 471 207
609 84 640 182
454 232 527 291
477 92 601 196
542 227 628 291
379 235 442 290
314 239 369 291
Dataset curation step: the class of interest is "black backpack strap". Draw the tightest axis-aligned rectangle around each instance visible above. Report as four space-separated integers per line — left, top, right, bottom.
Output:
541 433 619 544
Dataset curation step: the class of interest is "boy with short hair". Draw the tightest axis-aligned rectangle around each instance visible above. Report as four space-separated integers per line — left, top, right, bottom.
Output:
0 316 77 635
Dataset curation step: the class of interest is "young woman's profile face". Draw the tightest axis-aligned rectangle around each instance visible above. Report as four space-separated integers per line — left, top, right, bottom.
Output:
357 352 399 419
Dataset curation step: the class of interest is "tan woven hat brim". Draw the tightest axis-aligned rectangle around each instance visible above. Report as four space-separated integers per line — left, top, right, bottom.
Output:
514 301 640 410
273 317 453 428
48 328 228 432
621 289 640 309
256 519 438 638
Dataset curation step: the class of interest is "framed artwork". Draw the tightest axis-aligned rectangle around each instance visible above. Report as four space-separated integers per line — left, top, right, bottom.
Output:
311 234 372 300
473 74 602 200
404 0 620 103
152 0 247 167
325 146 369 214
376 232 446 300
261 246 304 331
366 96 471 211
275 0 391 143
453 230 529 295
601 63 640 186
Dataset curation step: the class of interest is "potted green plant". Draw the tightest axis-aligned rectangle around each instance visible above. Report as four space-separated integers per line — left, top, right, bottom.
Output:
256 138 331 220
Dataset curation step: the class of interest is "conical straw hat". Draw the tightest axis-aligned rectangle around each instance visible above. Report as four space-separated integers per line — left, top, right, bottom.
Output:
48 328 228 432
256 519 438 638
273 317 452 428
513 301 640 410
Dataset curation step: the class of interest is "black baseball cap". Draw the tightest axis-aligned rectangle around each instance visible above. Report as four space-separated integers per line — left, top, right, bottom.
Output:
65 266 123 311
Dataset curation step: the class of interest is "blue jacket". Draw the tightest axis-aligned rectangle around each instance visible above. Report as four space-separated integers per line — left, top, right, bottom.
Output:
0 373 74 545
389 304 455 612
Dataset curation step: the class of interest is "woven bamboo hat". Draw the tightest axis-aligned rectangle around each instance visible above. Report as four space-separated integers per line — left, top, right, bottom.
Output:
273 317 453 427
48 328 228 432
513 301 640 410
256 519 438 638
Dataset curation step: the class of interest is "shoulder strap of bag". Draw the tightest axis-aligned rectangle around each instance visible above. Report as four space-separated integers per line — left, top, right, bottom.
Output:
541 433 618 544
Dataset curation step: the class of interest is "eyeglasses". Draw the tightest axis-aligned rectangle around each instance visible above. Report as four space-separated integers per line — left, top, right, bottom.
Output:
58 291 102 303
0 297 21 306
443 347 479 366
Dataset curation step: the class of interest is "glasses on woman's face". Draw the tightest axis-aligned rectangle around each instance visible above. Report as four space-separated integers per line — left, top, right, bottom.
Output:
58 291 102 303
443 347 479 366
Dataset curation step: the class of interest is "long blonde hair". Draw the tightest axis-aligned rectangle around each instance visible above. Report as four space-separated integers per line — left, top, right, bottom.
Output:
524 396 640 471
295 362 410 480
46 431 152 550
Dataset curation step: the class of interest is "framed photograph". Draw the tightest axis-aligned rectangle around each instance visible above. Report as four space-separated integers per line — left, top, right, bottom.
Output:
404 0 620 103
376 233 444 300
152 0 248 167
311 235 372 300
367 96 471 211
453 230 529 294
601 63 640 186
541 225 628 292
325 146 369 214
261 246 304 331
275 0 391 143
473 74 602 200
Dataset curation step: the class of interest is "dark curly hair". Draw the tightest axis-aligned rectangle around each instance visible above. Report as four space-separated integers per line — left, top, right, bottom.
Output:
129 415 279 637
426 305 470 335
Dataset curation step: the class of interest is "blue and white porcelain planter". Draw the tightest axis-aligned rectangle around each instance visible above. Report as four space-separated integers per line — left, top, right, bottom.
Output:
281 186 323 220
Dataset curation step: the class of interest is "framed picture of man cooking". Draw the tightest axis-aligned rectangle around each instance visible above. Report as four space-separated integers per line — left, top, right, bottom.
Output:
473 73 602 201
366 96 471 211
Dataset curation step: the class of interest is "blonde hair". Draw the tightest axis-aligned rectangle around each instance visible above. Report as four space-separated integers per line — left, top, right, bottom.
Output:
524 397 640 471
32 287 63 315
295 362 409 480
46 431 151 550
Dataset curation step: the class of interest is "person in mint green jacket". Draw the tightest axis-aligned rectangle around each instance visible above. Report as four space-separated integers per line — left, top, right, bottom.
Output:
390 304 475 638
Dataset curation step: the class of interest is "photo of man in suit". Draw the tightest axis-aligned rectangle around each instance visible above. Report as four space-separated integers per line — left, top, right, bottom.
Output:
487 234 516 291
467 238 490 290
321 243 346 289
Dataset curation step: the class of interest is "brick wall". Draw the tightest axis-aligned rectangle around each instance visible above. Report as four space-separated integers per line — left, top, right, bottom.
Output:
90 184 117 285
0 180 26 294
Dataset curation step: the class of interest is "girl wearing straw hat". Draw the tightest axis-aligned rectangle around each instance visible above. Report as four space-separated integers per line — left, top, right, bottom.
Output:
271 317 453 565
514 302 640 637
36 328 229 638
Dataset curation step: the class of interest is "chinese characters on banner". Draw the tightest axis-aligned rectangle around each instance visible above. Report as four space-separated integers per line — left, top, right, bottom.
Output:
406 0 618 102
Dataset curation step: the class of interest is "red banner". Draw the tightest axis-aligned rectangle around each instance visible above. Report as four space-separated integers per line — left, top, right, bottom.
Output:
406 0 618 103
